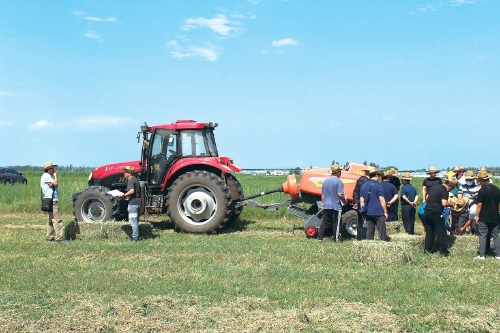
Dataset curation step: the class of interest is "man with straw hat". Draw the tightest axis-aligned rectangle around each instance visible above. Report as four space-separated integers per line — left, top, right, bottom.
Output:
360 167 388 241
381 171 399 222
473 171 500 260
119 166 142 242
40 162 68 242
449 197 470 235
317 164 347 242
422 166 442 204
456 171 481 235
423 176 458 257
400 172 418 235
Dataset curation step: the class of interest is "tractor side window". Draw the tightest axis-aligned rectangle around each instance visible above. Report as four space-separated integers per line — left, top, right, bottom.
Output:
181 131 207 156
206 130 218 157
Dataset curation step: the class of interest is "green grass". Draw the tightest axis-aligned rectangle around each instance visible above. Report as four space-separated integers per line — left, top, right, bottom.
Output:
1 172 500 331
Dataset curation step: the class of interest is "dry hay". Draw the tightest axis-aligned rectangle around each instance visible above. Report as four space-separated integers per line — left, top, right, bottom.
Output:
385 221 402 235
350 240 413 265
64 220 154 240
389 233 480 254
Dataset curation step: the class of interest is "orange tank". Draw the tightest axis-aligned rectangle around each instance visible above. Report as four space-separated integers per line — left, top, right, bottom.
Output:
297 163 366 202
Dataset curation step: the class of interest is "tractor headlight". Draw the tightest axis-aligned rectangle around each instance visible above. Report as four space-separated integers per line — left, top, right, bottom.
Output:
88 172 93 181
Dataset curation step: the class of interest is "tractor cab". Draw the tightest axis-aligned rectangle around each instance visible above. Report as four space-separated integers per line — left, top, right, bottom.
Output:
140 120 220 188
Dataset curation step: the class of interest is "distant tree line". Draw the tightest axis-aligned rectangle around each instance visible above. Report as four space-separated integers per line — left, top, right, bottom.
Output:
4 165 95 172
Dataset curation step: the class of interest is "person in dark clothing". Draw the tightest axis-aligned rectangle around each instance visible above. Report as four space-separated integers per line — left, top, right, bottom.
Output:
381 173 399 222
352 166 371 240
423 176 457 257
387 168 401 221
400 172 418 235
360 168 388 241
120 166 142 242
474 171 500 260
422 166 443 203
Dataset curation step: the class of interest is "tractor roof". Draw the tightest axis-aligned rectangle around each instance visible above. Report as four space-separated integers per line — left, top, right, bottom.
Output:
149 120 218 131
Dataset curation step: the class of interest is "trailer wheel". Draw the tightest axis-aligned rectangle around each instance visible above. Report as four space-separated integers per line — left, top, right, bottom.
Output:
305 226 317 238
166 170 232 234
225 173 244 224
341 210 358 238
74 186 120 222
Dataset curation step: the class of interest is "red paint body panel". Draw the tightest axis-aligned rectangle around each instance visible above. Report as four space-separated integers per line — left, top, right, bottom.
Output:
91 160 142 179
299 163 366 202
149 120 211 131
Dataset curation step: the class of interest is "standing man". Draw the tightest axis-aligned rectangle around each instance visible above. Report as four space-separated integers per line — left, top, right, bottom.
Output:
387 168 401 221
400 172 418 235
473 171 500 260
352 166 371 240
360 168 388 241
381 172 399 222
120 166 142 242
41 161 67 242
423 176 457 257
422 166 443 203
317 164 347 242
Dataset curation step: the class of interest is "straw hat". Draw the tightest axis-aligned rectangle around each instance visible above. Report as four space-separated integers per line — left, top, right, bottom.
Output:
368 167 384 177
450 197 469 212
464 171 476 180
43 161 58 170
477 170 491 180
480 166 488 172
122 165 135 174
452 166 465 172
386 168 398 177
426 166 440 174
401 172 412 180
444 176 458 187
329 163 343 174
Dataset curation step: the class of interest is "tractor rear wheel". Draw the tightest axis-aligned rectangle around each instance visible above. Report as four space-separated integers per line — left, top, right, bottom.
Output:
341 210 358 238
166 170 232 233
74 186 120 222
225 173 244 224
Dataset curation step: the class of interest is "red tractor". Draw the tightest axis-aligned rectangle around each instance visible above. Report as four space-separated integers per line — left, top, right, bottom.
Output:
72 120 244 234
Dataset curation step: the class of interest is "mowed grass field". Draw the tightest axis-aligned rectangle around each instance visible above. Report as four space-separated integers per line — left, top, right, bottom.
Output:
0 171 499 332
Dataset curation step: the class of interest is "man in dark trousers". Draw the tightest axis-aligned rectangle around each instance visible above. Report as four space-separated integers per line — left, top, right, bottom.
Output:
400 172 418 235
360 168 388 241
317 164 347 242
120 166 142 242
424 176 457 257
381 172 399 222
387 168 401 220
474 171 500 260
352 166 371 240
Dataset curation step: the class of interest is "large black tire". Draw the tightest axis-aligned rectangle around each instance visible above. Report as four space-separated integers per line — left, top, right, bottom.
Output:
166 170 232 233
225 173 244 224
341 210 358 238
74 186 120 222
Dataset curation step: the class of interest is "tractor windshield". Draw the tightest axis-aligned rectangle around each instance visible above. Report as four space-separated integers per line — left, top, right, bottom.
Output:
180 130 217 157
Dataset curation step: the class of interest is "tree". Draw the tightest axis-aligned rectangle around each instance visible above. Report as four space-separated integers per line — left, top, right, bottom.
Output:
363 161 367 166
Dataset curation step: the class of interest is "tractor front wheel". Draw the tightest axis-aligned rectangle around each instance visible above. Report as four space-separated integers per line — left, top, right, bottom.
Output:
166 171 232 233
74 186 120 222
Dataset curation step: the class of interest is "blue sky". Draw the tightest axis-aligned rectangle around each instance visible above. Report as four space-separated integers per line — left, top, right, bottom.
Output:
1 0 499 171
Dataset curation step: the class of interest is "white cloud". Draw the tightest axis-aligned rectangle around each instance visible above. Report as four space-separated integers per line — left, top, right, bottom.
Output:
84 31 103 42
272 38 298 47
450 0 474 5
29 120 54 129
167 40 181 49
191 47 219 61
183 14 238 36
418 5 436 13
0 121 12 126
171 51 194 59
84 16 117 22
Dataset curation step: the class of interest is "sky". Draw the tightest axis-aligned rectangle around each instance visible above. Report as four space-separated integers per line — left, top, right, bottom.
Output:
1 0 499 171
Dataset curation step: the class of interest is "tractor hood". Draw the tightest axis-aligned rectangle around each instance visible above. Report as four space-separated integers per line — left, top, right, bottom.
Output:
90 160 142 180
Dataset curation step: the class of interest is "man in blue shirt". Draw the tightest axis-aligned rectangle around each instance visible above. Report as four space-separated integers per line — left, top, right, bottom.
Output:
317 164 347 242
400 172 418 235
360 168 388 241
381 173 399 222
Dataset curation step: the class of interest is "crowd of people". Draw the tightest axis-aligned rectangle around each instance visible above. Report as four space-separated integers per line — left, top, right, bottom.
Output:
319 164 500 260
